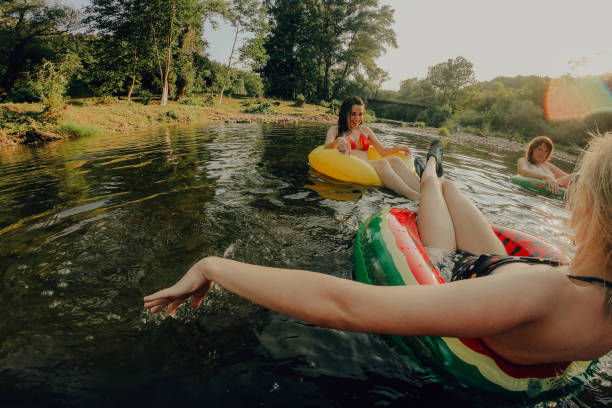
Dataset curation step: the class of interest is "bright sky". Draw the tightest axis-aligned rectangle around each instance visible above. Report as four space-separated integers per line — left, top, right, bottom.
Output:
68 0 612 90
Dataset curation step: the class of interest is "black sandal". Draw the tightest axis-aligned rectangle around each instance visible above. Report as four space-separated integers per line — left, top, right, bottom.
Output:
427 139 443 177
414 156 425 180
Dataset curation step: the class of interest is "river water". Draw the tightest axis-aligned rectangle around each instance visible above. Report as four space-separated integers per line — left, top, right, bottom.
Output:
0 122 609 407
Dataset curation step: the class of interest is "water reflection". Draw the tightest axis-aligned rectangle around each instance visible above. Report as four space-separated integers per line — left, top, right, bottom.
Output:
0 122 606 407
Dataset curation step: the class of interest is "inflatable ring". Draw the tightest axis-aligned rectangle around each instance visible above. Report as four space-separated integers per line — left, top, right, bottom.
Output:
353 208 597 399
511 175 566 199
308 145 414 186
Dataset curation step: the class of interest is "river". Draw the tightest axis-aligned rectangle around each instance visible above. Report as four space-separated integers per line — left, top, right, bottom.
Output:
0 122 609 407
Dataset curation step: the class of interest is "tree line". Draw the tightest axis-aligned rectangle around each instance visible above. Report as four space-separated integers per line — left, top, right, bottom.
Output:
1 0 610 146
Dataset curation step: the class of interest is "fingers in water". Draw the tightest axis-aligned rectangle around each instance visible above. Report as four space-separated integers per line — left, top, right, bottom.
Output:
166 298 185 316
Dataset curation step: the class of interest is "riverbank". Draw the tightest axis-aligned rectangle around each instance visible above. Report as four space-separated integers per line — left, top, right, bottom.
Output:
0 96 336 147
0 96 577 162
406 126 578 162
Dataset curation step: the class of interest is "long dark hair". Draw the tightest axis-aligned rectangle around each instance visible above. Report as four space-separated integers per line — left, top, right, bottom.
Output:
337 96 365 139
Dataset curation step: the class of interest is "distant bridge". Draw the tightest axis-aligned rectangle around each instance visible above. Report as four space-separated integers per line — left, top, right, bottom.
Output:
367 98 428 109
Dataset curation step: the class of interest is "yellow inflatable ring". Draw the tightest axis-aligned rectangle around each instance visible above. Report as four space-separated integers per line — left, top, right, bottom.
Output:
308 145 414 186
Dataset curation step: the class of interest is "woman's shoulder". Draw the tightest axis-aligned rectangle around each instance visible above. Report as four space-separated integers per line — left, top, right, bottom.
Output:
361 125 375 136
327 125 339 137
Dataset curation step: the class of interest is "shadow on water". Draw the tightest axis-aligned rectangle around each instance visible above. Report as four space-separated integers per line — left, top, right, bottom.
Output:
0 122 609 407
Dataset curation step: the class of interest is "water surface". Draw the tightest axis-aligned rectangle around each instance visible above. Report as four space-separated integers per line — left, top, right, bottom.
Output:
0 122 609 407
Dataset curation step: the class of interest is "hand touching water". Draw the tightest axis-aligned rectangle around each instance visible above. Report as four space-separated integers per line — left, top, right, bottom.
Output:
144 261 214 315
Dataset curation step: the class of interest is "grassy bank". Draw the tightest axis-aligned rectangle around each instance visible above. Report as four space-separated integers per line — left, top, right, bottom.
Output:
0 96 336 147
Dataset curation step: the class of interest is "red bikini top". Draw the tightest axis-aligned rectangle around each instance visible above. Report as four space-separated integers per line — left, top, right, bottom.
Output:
346 133 369 151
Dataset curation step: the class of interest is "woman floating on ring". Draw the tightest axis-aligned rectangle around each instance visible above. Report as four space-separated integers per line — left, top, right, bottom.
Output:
517 136 575 195
323 96 421 200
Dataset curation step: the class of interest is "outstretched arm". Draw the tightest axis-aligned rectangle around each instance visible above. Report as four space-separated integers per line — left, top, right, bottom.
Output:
144 257 552 338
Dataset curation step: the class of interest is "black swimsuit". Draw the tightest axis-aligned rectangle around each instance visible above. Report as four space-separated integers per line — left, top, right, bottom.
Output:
451 254 612 288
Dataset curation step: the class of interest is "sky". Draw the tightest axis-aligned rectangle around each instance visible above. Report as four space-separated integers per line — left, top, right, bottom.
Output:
67 0 612 90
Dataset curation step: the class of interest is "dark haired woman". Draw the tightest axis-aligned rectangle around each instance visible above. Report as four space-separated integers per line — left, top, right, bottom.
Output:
517 136 574 195
323 96 421 200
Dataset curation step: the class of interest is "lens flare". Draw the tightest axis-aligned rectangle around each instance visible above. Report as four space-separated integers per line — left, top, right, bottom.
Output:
545 75 612 121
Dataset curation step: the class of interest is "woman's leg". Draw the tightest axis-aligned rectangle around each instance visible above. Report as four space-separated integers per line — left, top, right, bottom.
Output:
369 159 420 200
386 156 421 192
417 157 456 251
441 179 506 255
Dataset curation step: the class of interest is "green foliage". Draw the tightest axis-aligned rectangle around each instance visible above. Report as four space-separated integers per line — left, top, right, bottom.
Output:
137 89 153 105
365 109 376 123
426 56 476 112
57 121 104 137
0 105 37 134
243 101 276 114
263 0 397 101
438 127 449 136
241 71 264 96
295 93 305 106
0 0 80 97
414 121 425 128
230 78 246 95
178 95 214 106
31 55 82 111
6 80 40 103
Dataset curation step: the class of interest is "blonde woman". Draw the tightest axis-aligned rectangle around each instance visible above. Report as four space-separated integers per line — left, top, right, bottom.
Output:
145 133 611 365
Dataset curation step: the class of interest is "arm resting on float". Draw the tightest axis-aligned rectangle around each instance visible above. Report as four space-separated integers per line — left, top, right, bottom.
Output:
144 257 556 339
364 127 410 156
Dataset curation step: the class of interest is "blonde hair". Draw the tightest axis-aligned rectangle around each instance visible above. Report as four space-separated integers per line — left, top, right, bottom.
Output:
526 136 554 164
566 132 612 313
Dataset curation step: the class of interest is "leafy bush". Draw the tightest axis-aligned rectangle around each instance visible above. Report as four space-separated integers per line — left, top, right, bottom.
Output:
414 121 425 128
179 96 206 106
438 127 449 136
243 101 276 114
295 93 305 107
7 80 40 103
57 121 103 138
31 54 82 111
365 109 376 123
137 89 153 105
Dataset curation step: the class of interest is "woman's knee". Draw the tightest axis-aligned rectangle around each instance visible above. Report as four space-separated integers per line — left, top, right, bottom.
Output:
387 156 403 166
371 160 392 172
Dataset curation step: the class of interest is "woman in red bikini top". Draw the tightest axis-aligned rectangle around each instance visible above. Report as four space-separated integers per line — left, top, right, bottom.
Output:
323 96 421 201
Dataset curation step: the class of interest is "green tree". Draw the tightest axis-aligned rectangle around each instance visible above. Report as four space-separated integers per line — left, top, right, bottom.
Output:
218 0 268 104
32 53 82 111
0 0 80 98
87 0 223 104
426 56 476 112
262 0 396 101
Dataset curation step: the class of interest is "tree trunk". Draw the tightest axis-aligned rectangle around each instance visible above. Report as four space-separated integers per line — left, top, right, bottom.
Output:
127 74 136 101
219 27 239 105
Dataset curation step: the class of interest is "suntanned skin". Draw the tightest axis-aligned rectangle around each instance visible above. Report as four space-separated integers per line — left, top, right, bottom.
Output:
517 144 574 194
144 156 612 366
323 104 420 200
